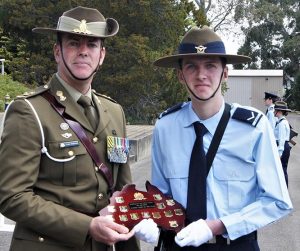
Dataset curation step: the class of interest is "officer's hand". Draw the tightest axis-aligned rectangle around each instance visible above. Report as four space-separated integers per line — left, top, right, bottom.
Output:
89 216 134 245
133 219 160 244
175 219 213 247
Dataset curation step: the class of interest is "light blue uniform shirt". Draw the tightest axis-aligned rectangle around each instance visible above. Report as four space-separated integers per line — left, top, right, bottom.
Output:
266 104 277 130
274 116 290 156
151 101 292 240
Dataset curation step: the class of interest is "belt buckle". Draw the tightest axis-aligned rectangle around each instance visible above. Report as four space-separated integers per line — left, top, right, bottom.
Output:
207 236 231 245
207 236 217 244
226 238 230 245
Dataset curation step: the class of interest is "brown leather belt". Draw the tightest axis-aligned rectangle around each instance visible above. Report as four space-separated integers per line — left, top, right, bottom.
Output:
41 91 114 191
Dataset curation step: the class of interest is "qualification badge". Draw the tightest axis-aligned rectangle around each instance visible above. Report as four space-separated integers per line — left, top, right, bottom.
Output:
107 136 130 163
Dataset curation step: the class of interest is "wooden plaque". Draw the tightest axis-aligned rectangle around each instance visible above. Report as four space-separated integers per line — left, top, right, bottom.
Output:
99 181 185 232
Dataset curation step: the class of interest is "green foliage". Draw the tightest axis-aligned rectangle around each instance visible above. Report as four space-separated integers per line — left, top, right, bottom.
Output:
0 74 31 111
235 0 300 110
93 0 191 123
0 0 204 123
287 73 300 110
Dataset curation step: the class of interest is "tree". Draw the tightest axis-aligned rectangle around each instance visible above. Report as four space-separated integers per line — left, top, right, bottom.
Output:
193 0 245 32
93 0 191 123
287 72 300 110
0 0 193 123
235 0 300 109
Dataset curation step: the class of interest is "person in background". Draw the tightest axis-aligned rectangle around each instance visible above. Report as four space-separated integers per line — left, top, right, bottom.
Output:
150 26 292 251
264 92 279 130
0 6 154 251
274 101 291 187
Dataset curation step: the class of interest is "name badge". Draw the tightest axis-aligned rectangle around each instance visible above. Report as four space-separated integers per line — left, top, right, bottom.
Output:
60 141 80 148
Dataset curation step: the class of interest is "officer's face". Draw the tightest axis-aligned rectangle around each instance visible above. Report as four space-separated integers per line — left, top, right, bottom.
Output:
54 34 105 86
178 56 227 101
264 98 272 106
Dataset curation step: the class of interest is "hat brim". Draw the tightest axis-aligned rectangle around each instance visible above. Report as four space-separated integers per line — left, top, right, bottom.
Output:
32 18 119 38
154 53 251 68
275 108 291 112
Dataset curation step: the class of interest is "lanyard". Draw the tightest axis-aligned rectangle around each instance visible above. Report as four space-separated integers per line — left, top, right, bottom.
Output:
41 91 114 191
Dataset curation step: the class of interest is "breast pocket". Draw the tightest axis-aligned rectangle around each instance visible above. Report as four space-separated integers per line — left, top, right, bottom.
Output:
43 141 87 186
213 161 255 211
163 159 189 204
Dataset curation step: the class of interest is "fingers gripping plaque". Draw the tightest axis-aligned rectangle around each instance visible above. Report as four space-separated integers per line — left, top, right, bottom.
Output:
99 181 185 232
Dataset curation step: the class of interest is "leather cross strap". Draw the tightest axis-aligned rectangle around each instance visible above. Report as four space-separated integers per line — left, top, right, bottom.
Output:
41 91 114 190
206 103 231 174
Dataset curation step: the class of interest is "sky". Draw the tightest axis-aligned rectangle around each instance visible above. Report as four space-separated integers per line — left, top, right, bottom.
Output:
223 36 241 55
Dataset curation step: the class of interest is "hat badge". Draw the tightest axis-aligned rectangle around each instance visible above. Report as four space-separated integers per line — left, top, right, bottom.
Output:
73 19 92 35
195 45 207 53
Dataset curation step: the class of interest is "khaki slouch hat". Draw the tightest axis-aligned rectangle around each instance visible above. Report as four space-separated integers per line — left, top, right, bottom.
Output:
154 26 251 68
32 6 119 38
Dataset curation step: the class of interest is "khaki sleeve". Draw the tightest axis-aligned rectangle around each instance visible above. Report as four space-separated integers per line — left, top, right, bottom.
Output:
0 99 91 247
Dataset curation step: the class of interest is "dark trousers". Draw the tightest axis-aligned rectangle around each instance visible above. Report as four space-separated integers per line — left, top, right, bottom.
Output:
155 231 259 251
184 241 260 251
281 141 291 187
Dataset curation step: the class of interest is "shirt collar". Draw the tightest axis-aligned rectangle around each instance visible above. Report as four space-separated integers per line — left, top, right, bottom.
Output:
55 73 92 102
183 101 225 136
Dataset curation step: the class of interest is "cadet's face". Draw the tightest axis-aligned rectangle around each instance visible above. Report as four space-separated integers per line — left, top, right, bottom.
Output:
54 34 105 84
274 110 281 117
178 56 227 100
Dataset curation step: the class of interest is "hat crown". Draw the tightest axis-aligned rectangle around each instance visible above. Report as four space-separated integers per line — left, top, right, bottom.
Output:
181 26 222 47
153 25 251 68
62 6 105 23
264 92 278 99
274 101 290 111
32 6 119 38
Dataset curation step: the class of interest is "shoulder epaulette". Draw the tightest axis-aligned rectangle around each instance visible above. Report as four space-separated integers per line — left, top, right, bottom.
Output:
93 90 117 103
269 106 274 111
159 102 187 119
16 84 49 99
232 107 263 127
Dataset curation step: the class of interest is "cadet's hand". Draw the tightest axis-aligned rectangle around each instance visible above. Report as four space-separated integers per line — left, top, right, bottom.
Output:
133 219 160 244
175 219 213 247
89 216 134 245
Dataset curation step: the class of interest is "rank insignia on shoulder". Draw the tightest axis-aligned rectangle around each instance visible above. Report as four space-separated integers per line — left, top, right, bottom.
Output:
16 85 49 99
232 107 263 127
159 102 187 119
95 91 117 103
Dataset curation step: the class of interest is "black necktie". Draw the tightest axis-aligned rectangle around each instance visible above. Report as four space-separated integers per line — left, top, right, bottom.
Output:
186 122 208 224
77 95 99 131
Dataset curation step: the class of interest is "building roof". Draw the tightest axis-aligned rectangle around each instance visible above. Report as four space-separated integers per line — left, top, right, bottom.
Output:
229 69 283 77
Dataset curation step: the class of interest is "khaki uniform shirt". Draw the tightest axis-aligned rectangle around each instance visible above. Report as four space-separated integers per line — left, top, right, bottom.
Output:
0 75 140 251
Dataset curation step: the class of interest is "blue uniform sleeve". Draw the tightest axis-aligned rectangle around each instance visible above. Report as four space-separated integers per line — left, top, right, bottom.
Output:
151 125 171 197
220 115 293 240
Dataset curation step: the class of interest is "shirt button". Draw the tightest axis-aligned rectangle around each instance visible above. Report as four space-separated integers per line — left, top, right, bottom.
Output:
68 150 74 156
98 193 104 200
95 166 99 172
38 236 44 242
93 137 98 143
